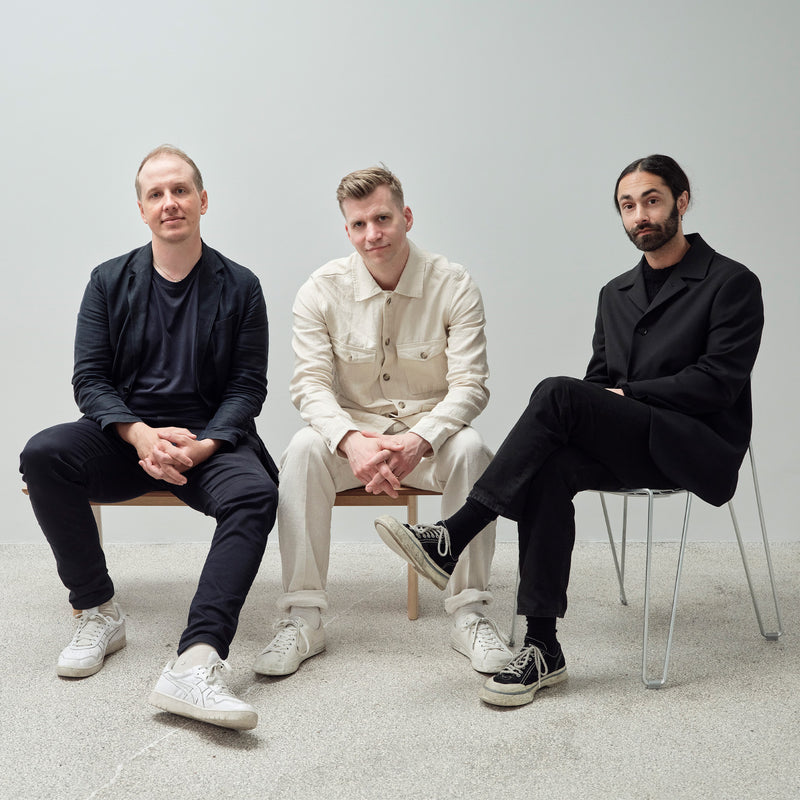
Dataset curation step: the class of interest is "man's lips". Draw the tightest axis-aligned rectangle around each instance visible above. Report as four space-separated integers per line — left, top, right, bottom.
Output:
162 216 184 223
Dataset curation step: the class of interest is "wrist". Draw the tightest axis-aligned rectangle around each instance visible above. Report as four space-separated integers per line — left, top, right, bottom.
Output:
115 420 148 445
337 430 360 456
407 432 432 458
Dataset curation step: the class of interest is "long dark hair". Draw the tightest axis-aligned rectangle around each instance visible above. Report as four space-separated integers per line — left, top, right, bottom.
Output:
613 154 690 214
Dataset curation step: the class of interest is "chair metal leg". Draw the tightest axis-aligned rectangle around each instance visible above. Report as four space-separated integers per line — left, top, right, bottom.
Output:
728 443 782 640
600 493 628 606
508 566 521 647
406 496 419 620
642 490 693 689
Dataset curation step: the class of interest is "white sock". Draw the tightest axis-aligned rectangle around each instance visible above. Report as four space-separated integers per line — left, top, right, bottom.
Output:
173 643 218 671
289 606 322 629
453 603 485 626
72 599 119 619
98 599 120 619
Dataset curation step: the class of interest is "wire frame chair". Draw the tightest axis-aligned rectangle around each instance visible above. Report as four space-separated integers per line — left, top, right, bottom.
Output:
508 443 783 688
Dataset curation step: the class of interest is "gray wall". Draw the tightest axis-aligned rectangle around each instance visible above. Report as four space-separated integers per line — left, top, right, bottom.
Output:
3 0 798 544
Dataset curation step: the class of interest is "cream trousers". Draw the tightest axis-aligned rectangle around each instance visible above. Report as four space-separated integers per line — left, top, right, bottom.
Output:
276 425 496 615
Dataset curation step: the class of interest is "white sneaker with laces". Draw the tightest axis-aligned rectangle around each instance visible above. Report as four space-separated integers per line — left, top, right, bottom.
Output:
149 654 258 730
450 613 513 674
252 617 325 676
57 603 126 678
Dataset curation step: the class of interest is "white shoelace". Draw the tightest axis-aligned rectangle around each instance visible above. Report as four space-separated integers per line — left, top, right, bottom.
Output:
410 523 451 556
502 644 549 687
70 610 115 648
466 616 507 653
263 619 310 657
201 658 235 694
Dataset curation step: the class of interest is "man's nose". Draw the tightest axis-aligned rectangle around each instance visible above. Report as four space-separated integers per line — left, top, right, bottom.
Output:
634 204 649 224
366 224 382 241
163 192 178 208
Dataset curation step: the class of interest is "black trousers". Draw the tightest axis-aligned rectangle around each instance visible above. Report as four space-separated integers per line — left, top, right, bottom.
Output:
20 417 277 658
470 377 674 618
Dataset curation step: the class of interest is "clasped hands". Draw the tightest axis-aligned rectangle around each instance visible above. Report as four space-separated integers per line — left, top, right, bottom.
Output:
115 422 220 485
338 430 432 498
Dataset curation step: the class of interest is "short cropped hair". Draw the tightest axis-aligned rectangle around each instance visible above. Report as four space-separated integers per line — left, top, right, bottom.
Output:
135 144 204 200
613 154 691 214
336 165 404 211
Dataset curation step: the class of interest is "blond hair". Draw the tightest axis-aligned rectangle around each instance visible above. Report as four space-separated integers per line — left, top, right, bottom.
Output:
336 165 404 211
135 144 204 199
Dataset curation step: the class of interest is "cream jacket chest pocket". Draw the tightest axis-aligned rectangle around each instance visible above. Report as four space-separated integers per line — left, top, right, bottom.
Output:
396 337 447 398
331 337 379 396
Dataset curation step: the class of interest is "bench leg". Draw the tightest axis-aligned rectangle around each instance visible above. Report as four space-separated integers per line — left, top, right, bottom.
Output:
406 496 419 620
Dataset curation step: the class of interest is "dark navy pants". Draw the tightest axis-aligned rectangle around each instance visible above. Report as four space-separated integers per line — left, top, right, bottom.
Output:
470 377 674 619
20 417 277 658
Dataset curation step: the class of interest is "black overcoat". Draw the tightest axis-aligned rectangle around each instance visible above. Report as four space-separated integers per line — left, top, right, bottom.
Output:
584 233 763 506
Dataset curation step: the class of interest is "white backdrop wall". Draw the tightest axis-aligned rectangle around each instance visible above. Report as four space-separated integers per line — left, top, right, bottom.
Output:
3 0 798 545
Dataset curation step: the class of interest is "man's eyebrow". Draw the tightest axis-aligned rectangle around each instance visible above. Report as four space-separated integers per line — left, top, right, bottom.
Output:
618 187 662 202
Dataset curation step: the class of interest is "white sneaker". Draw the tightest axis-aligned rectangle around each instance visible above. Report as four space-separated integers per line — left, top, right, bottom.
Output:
451 613 513 674
57 603 126 678
252 617 325 676
149 654 258 730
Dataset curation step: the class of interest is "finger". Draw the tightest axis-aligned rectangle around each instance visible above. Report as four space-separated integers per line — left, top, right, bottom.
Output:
167 449 194 468
139 458 164 480
162 470 188 486
365 476 398 498
365 471 390 493
168 427 196 438
377 461 402 489
152 442 193 467
157 428 197 441
365 448 394 468
361 431 404 450
377 481 400 499
148 459 187 486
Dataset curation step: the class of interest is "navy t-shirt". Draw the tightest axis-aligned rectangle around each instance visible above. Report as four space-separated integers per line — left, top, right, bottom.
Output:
126 264 213 429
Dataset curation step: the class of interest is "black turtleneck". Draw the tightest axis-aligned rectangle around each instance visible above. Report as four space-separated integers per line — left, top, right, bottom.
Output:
642 261 676 304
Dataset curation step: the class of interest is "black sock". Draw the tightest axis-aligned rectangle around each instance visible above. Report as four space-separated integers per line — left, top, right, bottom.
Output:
524 617 558 652
444 496 498 557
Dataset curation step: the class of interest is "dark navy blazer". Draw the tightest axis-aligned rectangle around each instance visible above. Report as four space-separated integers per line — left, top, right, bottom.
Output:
584 233 763 506
72 241 278 482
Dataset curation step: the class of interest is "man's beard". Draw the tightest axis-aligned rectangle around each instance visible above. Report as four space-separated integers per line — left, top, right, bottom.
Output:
626 201 680 252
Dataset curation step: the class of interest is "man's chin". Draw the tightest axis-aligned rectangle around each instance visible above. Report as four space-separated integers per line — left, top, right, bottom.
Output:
634 233 667 252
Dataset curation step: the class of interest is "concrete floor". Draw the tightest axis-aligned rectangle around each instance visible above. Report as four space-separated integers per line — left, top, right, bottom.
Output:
2 540 798 800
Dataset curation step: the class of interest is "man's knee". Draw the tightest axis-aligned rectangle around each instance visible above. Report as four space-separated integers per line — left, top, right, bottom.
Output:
216 471 278 535
20 423 79 478
437 426 493 478
20 429 52 476
280 426 331 473
530 375 583 404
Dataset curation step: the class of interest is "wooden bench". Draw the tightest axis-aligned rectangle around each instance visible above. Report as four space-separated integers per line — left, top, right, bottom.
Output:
23 486 442 620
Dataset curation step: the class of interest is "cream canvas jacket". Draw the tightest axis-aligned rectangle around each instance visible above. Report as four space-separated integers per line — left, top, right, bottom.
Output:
290 241 490 455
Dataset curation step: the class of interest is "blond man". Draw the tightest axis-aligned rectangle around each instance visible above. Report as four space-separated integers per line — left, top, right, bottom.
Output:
255 167 511 676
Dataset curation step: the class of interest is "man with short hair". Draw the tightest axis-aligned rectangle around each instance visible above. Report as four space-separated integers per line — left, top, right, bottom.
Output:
376 154 764 706
254 166 511 676
20 145 278 730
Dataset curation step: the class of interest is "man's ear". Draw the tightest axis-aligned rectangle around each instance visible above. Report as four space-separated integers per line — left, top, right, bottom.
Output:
676 190 689 217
